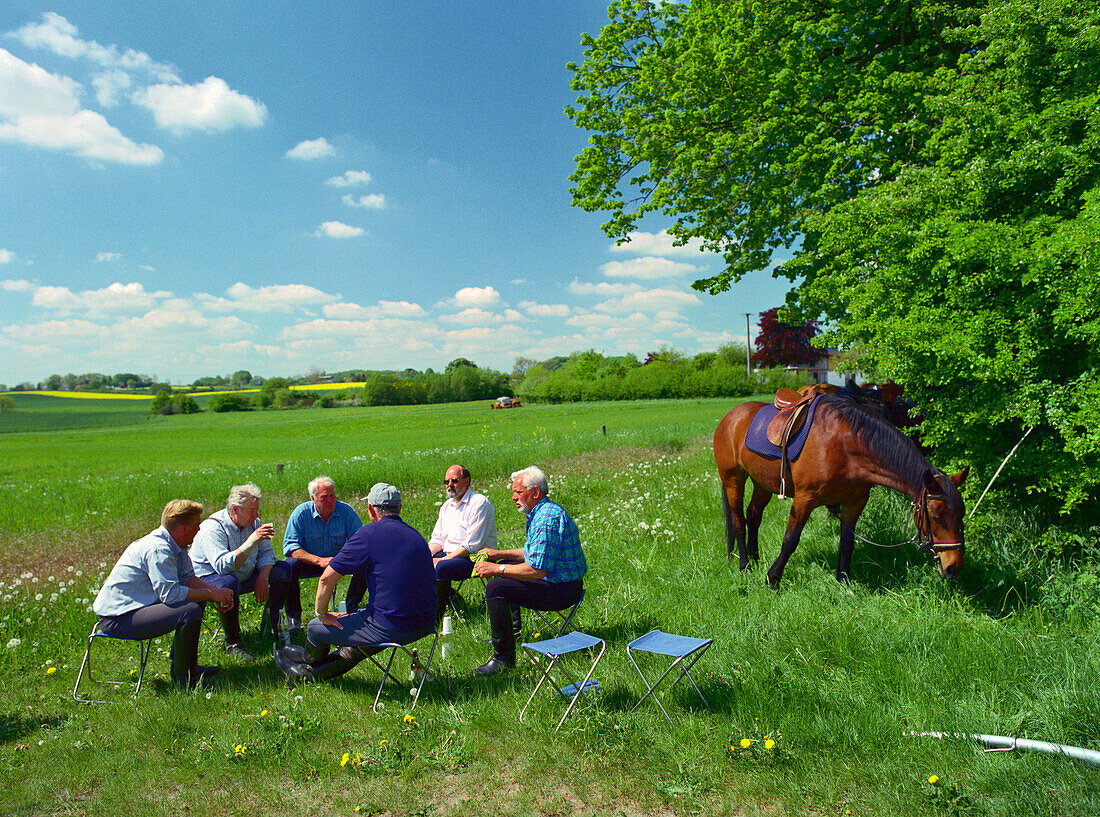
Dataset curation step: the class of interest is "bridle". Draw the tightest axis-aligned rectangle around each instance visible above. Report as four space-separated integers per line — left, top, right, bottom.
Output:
911 484 964 557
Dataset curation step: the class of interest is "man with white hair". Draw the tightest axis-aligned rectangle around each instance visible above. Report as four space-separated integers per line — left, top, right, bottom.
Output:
189 483 276 660
473 466 587 675
429 464 497 622
273 482 435 686
268 476 363 643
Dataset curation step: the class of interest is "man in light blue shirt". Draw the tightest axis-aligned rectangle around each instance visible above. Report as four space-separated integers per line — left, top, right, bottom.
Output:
93 499 234 688
189 483 276 659
269 476 363 642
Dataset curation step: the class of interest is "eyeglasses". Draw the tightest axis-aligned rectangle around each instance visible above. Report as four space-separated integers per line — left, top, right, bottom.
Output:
444 478 463 485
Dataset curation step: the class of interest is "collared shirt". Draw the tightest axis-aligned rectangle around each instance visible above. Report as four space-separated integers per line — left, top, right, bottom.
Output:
282 499 362 559
189 507 276 582
429 488 497 555
93 526 195 617
329 515 436 633
524 497 587 583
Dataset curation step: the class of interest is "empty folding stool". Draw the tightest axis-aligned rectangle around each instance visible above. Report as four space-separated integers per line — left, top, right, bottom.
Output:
73 623 154 704
626 629 713 724
360 629 445 712
520 630 605 731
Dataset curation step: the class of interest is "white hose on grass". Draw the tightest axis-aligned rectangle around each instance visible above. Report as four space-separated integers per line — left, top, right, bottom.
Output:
910 731 1100 767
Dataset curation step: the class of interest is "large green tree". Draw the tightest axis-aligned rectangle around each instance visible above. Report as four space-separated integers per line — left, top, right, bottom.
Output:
570 0 1100 515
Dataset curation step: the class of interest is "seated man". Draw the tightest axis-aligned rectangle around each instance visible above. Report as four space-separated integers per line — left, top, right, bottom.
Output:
268 476 364 640
429 464 497 621
93 499 235 688
473 466 587 676
273 483 436 686
189 483 276 659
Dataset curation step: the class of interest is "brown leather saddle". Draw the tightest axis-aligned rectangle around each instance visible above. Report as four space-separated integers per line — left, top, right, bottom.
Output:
768 386 830 498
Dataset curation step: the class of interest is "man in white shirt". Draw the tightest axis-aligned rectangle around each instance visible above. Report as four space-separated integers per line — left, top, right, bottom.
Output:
429 464 497 622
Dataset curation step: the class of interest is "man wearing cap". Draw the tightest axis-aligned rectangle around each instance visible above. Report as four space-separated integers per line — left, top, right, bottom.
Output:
268 476 364 642
273 483 436 686
429 464 497 622
473 465 587 675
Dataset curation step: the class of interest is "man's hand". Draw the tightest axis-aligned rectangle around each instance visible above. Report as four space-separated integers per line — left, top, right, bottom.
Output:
480 548 502 562
210 586 235 611
254 567 271 604
474 560 500 579
244 522 275 551
317 611 344 629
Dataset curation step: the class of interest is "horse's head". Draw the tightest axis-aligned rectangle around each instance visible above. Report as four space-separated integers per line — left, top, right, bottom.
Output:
914 467 969 579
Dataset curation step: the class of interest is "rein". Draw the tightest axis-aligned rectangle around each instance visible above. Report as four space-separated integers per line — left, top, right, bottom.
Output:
833 486 963 557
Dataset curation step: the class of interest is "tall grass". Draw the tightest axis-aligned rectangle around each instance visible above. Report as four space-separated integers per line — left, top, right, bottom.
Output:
0 398 1097 816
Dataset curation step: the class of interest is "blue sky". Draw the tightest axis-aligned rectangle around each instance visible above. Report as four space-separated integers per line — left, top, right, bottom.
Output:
0 3 791 386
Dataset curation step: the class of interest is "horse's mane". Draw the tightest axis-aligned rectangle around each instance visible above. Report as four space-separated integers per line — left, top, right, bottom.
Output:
818 394 932 493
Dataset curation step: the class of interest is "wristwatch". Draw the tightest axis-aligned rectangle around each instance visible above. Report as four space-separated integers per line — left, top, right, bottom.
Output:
499 564 506 575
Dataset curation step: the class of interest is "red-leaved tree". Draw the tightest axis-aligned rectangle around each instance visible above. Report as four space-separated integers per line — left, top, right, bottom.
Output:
752 307 820 368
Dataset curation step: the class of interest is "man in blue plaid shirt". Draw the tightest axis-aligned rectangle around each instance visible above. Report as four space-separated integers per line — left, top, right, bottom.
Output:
473 465 587 675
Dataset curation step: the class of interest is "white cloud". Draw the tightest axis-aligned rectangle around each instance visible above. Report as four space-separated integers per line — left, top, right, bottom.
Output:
600 256 698 280
593 287 700 314
0 250 14 264
520 301 570 318
440 308 511 325
510 278 527 285
8 13 180 83
29 281 170 313
91 69 131 107
286 137 335 160
568 280 641 297
0 48 163 164
325 170 371 187
198 283 338 313
342 193 386 209
452 286 501 308
2 278 33 290
133 76 267 133
322 300 426 320
315 221 363 238
94 251 120 263
609 229 707 257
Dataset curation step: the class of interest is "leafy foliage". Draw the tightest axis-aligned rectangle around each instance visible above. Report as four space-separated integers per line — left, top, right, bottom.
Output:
570 0 1100 515
752 308 820 368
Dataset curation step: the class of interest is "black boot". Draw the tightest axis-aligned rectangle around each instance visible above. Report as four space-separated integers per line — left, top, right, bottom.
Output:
170 620 218 688
281 639 329 664
476 597 516 676
310 647 367 681
436 581 453 624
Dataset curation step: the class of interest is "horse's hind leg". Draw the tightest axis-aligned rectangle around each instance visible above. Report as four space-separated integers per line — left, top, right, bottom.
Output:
720 471 750 568
766 500 814 590
745 480 772 567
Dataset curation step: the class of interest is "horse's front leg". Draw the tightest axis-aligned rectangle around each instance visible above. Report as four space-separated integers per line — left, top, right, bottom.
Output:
836 492 870 582
766 500 814 590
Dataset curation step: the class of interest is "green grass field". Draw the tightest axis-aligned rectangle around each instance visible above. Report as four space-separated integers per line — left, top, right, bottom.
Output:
0 397 1097 816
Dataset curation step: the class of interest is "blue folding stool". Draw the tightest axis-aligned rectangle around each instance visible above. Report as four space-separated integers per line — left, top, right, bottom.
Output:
529 586 585 637
73 623 154 704
359 630 444 712
520 630 605 731
626 629 713 724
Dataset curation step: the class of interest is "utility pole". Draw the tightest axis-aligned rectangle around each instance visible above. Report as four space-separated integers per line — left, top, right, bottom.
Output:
745 313 752 377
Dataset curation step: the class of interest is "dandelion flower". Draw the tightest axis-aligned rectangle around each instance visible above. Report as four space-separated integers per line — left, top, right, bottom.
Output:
403 714 415 724
260 709 269 717
928 775 939 785
740 738 752 749
379 739 388 747
764 738 776 750
341 752 350 767
5 638 19 650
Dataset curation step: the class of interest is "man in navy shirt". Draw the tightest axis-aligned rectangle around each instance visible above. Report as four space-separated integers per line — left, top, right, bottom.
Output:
273 482 435 686
268 476 363 643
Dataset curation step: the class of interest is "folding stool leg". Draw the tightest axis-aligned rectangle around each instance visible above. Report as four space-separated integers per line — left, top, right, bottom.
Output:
627 644 712 725
74 629 153 704
520 641 605 732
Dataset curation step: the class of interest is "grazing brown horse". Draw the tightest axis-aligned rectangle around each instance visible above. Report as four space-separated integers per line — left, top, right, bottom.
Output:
713 394 967 587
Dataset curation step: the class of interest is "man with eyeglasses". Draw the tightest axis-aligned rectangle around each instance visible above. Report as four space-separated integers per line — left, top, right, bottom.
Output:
428 464 497 622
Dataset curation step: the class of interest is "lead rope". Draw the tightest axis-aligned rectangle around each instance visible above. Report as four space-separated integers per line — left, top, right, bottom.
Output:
967 426 1035 520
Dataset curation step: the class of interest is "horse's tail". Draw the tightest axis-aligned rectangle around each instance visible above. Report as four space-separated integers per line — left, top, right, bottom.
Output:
720 483 734 558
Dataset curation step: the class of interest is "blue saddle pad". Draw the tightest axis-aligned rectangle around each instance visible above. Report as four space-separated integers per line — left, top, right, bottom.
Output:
744 396 821 460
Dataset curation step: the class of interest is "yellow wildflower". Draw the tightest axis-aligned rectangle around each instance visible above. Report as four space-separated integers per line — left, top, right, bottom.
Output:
46 666 57 675
928 775 939 785
341 752 350 767
764 738 776 750
260 709 269 717
403 714 415 724
379 739 388 747
740 738 751 749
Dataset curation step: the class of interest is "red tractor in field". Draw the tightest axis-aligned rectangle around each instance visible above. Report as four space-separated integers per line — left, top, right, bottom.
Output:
489 396 522 409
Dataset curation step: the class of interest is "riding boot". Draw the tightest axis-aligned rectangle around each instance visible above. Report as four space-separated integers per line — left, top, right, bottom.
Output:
170 619 216 688
436 581 453 624
265 605 284 645
218 606 242 646
280 638 328 664
511 604 522 639
476 597 516 675
309 647 367 681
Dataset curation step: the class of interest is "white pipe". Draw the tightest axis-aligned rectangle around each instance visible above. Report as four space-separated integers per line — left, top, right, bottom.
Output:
910 731 1100 767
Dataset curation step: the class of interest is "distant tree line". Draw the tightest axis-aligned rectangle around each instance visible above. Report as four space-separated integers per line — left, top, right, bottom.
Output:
513 345 803 403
